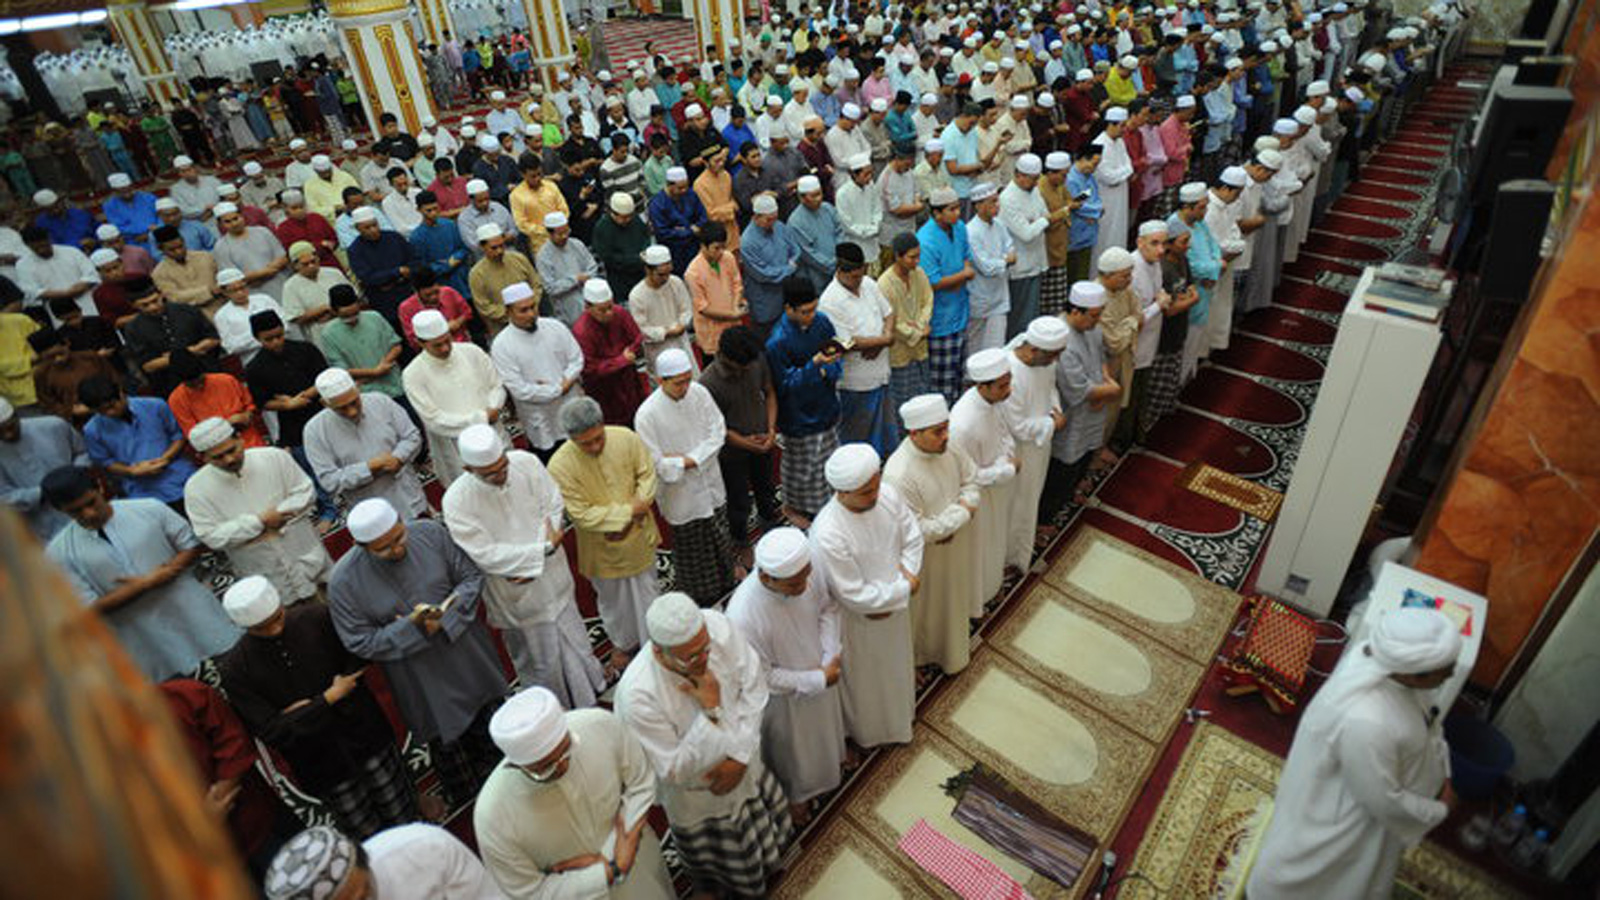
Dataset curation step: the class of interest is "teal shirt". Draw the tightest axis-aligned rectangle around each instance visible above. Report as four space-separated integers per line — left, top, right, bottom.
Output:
318 311 405 397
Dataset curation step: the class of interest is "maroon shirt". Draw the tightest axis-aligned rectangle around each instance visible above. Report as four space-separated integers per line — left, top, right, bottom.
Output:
572 307 648 425
274 212 342 270
159 678 288 859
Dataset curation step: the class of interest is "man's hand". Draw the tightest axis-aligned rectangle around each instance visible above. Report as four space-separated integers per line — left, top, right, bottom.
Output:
899 564 921 595
677 666 721 711
204 779 242 818
549 853 606 873
821 654 842 686
258 507 289 530
679 454 697 470
486 406 502 424
704 757 748 795
622 347 636 363
630 496 653 519
324 669 364 704
1050 409 1068 431
613 814 644 874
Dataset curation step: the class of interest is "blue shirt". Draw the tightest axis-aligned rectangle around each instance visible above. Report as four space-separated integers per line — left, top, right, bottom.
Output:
1202 89 1233 154
647 189 709 274
1184 218 1223 326
1066 168 1103 251
83 397 197 503
787 202 841 293
721 122 757 171
408 217 472 295
811 91 843 128
938 121 980 199
916 217 971 338
36 207 95 249
102 192 161 245
766 311 842 436
885 108 917 146
740 220 801 325
151 218 215 260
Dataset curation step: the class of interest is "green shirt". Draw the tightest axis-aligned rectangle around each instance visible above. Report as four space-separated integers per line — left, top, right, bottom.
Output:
318 310 404 397
336 78 359 105
641 154 673 197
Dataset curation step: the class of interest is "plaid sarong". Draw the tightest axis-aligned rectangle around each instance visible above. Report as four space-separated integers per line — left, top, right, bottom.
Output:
888 359 932 425
321 744 419 839
779 429 838 517
838 386 898 457
1039 265 1073 316
1140 350 1184 438
928 332 967 404
669 509 737 605
670 764 793 898
427 701 503 807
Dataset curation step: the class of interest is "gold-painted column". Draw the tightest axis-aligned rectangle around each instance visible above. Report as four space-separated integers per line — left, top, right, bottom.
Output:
690 0 744 67
106 0 182 105
412 0 455 47
521 0 574 92
329 0 436 137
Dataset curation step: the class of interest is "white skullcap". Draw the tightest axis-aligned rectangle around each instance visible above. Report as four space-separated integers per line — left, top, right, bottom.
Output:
108 172 131 189
477 133 500 152
900 393 950 431
1307 80 1331 97
1009 94 1031 111
775 63 790 74
1106 107 1129 123
458 423 504 467
156 197 179 211
350 206 381 225
1363 52 1388 71
523 124 542 139
766 94 784 107
1138 219 1169 237
90 248 120 267
223 576 282 628
751 194 778 215
825 443 882 491
1369 607 1462 675
490 90 507 101
32 189 57 206
1070 280 1108 309
341 138 359 150
489 686 567 765
348 498 400 543
461 125 478 138
1176 94 1197 109
218 183 240 197
920 92 938 106
289 138 308 151
971 182 999 202
213 201 239 217
476 223 504 242
418 133 434 146
422 115 437 127
870 98 889 113
666 166 688 184
582 279 613 305
543 211 569 230
797 174 822 194
1261 40 1279 52
685 103 704 118
646 591 705 646
1179 181 1208 203
174 155 194 168
1097 247 1135 273
1256 149 1284 170
842 103 863 120
1221 166 1249 187
190 416 238 453
315 367 357 399
412 309 450 341
501 282 535 306
1046 151 1071 171
217 267 246 286
610 193 636 215
655 348 693 378
95 223 120 241
1273 118 1300 136
1037 93 1056 109
1346 87 1367 103
966 347 1010 382
1225 57 1244 69
924 139 944 154
311 154 333 171
1075 68 1093 80
1000 58 1016 70
466 178 490 194
1119 54 1139 68
755 527 811 578
1016 153 1042 176
642 244 672 266
1294 105 1319 126
981 61 1000 74
1025 315 1070 350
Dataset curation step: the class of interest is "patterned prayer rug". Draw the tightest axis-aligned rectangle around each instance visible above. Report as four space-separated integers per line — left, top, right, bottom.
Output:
1177 463 1286 523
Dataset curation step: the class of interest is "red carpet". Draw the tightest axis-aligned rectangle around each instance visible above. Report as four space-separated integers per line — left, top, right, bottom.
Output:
1331 196 1413 219
1283 254 1364 279
1274 280 1352 313
1360 166 1432 187
1301 234 1389 261
1092 454 1248 533
1393 131 1451 146
1238 307 1339 345
1142 410 1277 478
1207 334 1324 381
1179 369 1306 426
1370 154 1442 173
1315 213 1404 241
1345 181 1424 203
1382 141 1446 158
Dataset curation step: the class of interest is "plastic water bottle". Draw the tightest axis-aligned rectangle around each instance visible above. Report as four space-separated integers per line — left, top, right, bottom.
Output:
1489 804 1528 851
1509 828 1550 871
1458 813 1492 852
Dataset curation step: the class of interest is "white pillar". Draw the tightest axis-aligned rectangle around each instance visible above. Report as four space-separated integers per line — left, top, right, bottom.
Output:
107 0 183 105
690 0 745 65
330 0 436 137
521 0 575 92
411 0 454 47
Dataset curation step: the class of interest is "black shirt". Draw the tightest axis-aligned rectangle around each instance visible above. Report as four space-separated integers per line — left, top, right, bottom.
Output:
1158 256 1191 354
121 303 219 393
245 339 328 447
59 315 121 354
374 131 420 162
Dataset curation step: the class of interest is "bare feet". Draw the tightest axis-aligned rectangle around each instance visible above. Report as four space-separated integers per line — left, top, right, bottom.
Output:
418 792 449 823
790 801 814 828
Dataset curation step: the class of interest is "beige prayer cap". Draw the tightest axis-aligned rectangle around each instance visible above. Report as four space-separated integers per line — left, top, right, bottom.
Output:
755 526 811 578
223 576 282 628
458 423 504 468
188 416 236 453
1097 247 1135 273
825 443 881 491
899 393 950 431
288 241 317 261
314 367 358 400
610 192 635 215
489 686 567 765
347 498 399 543
646 591 704 647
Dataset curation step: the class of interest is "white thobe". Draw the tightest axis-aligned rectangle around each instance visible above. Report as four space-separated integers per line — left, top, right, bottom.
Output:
834 179 883 260
816 277 892 392
627 88 657 132
474 709 673 900
998 181 1049 281
1001 347 1061 570
169 175 223 220
1090 132 1134 274
443 451 606 710
614 612 773 827
365 823 507 900
809 484 924 747
16 247 100 323
824 124 871 191
304 393 428 516
491 319 585 450
628 276 697 374
1204 189 1245 352
1281 142 1316 264
1130 255 1165 370
883 441 982 675
725 566 846 804
633 384 727 527
403 343 508 487
184 448 331 601
214 293 287 364
949 387 1018 609
284 160 315 190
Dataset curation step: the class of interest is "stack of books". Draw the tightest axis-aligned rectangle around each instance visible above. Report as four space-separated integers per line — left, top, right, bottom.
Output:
1362 263 1453 322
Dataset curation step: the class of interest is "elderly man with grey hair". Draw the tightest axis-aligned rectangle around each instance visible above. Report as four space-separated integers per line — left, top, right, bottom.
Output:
546 396 661 671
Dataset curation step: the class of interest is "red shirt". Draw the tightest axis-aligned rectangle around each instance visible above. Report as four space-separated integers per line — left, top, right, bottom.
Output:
427 175 470 215
274 212 342 270
159 679 287 858
572 307 648 425
397 286 474 348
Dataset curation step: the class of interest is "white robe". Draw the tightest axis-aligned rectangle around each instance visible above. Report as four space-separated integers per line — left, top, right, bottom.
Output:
442 451 607 710
614 612 773 827
628 276 698 374
1001 347 1061 571
1090 132 1134 275
491 319 585 451
1203 189 1245 353
473 708 673 900
364 823 507 900
183 447 331 602
725 565 847 804
632 384 727 527
882 441 982 674
403 343 508 487
809 484 924 748
949 387 1018 610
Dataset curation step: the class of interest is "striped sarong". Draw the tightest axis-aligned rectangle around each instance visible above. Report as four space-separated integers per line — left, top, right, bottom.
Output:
670 764 794 898
778 429 838 517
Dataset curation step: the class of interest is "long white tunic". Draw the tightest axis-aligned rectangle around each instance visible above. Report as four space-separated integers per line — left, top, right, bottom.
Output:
1001 346 1060 570
949 387 1018 610
998 181 1049 280
304 393 428 516
1203 189 1245 352
491 320 585 451
1090 132 1134 274
403 343 508 486
628 276 697 374
834 179 883 260
365 823 507 900
632 384 727 526
809 485 924 747
214 293 288 364
725 564 846 804
184 447 331 602
883 441 982 674
474 708 673 900
816 277 893 392
614 612 772 827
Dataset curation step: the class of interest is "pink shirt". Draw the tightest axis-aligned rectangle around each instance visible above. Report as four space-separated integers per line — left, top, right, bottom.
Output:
397 286 474 347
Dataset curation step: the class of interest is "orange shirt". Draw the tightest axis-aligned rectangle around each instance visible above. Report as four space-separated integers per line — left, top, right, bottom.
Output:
167 373 268 448
685 249 745 354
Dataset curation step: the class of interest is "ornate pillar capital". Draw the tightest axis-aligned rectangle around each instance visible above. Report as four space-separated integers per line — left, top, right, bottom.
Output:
330 0 435 137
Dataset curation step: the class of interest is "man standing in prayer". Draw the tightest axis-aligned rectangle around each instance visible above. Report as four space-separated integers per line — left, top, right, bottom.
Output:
402 309 507 487
216 577 422 838
817 241 897 455
916 186 975 403
535 211 600 326
634 348 736 606
615 592 793 898
319 286 408 404
1171 182 1222 382
0 398 86 540
490 282 584 458
1004 316 1068 567
330 497 507 808
878 232 934 418
475 686 673 897
184 417 331 605
950 348 1020 609
444 425 607 710
1248 608 1462 900
1044 281 1120 517
264 823 504 900
467 224 534 336
43 465 239 681
810 443 924 747
1000 152 1058 338
213 202 291 302
766 287 844 525
725 527 846 823
1091 109 1136 269
1095 247 1152 450
79 375 197 509
740 193 802 335
787 174 841 295
883 394 982 674
1122 221 1175 447
629 243 697 372
964 181 1015 355
572 279 648 426
548 396 661 670
304 367 427 517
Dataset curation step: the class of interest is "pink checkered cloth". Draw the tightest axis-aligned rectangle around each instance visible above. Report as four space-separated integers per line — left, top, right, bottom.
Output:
897 818 1035 900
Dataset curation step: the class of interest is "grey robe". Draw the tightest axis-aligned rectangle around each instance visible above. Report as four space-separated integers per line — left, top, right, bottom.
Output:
0 415 86 539
1052 324 1109 465
535 238 600 327
213 225 290 301
303 392 428 516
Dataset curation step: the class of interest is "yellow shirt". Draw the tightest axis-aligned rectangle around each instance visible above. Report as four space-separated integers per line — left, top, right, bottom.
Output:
303 169 361 221
467 251 539 325
510 181 570 251
1105 68 1140 107
548 426 660 580
0 313 39 407
877 263 932 367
